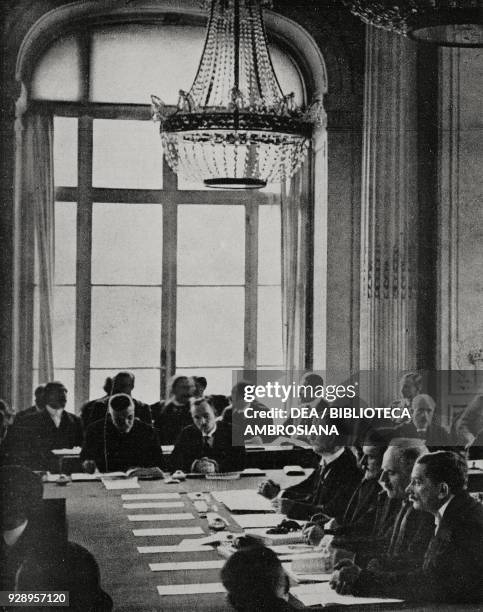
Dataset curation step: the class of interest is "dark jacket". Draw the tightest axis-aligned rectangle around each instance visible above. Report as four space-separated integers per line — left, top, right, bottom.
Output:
151 399 192 445
80 417 163 472
4 409 83 471
354 492 483 603
280 448 361 521
391 421 453 451
170 420 246 473
331 475 382 550
85 397 152 429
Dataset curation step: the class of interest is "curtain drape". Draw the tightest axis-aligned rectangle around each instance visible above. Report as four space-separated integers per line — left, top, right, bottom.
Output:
23 113 55 382
281 158 309 383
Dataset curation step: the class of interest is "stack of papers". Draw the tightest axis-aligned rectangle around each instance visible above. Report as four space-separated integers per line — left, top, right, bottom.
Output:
128 513 194 522
121 493 181 500
150 560 224 572
102 477 139 490
232 513 285 529
290 583 403 607
133 526 204 537
211 490 274 512
157 583 225 596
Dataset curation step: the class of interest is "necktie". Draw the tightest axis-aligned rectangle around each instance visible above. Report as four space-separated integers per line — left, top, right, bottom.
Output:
203 435 211 452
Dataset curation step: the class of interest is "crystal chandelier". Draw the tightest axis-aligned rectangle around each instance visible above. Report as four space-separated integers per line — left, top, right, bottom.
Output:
342 1 482 47
151 0 322 189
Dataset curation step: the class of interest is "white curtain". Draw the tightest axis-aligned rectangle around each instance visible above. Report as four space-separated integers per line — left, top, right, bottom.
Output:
24 113 55 382
281 159 309 381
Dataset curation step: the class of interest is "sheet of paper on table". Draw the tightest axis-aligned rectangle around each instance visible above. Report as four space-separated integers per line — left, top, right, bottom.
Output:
133 526 204 537
232 513 286 529
290 583 403 607
211 489 274 512
178 533 237 548
157 583 226 596
128 513 194 521
150 560 224 571
123 502 185 509
282 563 331 584
51 447 81 456
71 473 101 481
138 543 209 553
102 477 139 490
121 493 181 500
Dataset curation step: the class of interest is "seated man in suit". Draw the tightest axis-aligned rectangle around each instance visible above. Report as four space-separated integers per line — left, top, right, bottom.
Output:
392 394 452 450
85 371 152 428
81 393 163 473
151 375 195 445
258 419 361 522
17 541 113 612
4 381 83 471
221 380 274 444
303 432 386 549
79 377 112 430
331 451 483 603
170 397 245 474
221 544 295 612
1 466 44 589
15 385 46 422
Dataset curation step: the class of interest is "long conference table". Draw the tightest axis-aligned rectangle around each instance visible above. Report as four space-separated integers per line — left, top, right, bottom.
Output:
44 469 483 612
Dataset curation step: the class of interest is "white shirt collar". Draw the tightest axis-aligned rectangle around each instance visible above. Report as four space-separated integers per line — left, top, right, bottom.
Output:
3 519 28 547
319 447 345 467
434 495 455 533
46 405 63 427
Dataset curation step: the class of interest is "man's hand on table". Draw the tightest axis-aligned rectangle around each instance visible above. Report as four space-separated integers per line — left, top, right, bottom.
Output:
258 479 281 499
82 460 97 474
330 560 361 594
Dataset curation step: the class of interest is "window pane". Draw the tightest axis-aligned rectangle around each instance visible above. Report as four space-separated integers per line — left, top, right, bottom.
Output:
90 369 160 405
175 368 235 397
55 202 77 284
92 203 163 285
258 205 281 285
53 286 76 368
31 34 81 101
257 286 283 366
270 44 305 106
177 205 245 285
92 120 163 189
90 25 203 104
54 117 78 187
177 287 244 366
91 287 161 367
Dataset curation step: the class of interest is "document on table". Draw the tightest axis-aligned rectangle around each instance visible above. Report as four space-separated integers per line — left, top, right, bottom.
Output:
133 527 204 537
121 493 181 500
102 477 139 490
232 513 285 529
290 583 403 607
71 473 101 481
282 563 331 584
157 583 225 596
178 533 237 548
150 560 224 571
211 489 274 512
128 513 194 521
138 544 209 553
123 502 185 509
51 447 81 456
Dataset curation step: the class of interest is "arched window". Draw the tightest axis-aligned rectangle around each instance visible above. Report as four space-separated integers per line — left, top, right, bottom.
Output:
16 3 327 411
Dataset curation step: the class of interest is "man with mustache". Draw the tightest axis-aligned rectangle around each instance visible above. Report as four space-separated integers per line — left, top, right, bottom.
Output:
331 451 483 603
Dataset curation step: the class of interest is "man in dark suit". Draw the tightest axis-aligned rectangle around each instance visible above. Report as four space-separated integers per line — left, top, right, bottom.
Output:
221 545 295 612
303 436 386 549
391 394 452 450
0 466 59 590
81 394 163 473
79 377 112 429
258 420 361 521
151 375 195 445
85 371 152 428
4 381 83 471
170 397 245 473
332 451 483 603
15 385 46 422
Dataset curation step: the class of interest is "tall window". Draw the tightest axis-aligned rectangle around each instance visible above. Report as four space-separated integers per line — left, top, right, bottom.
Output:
29 21 308 410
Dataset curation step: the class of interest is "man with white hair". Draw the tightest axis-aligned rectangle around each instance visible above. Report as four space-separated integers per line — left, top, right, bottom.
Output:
81 394 163 473
392 394 452 450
